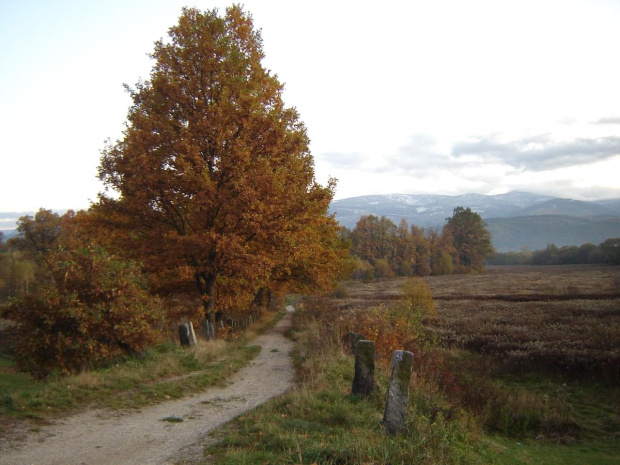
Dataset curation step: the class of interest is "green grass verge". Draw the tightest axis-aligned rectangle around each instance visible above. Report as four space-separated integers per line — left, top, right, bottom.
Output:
0 341 260 418
0 312 286 419
484 436 620 465
195 302 619 465
202 352 487 464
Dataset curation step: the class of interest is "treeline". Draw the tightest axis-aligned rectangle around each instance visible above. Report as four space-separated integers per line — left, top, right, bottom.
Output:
488 239 620 266
344 207 495 280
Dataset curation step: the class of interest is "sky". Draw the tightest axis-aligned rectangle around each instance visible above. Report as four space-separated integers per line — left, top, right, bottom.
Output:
1 0 620 213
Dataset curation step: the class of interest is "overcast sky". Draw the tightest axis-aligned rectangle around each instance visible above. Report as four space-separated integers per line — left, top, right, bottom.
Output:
1 0 620 212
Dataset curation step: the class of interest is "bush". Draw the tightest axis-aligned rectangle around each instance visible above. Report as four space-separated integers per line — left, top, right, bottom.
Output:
2 245 165 378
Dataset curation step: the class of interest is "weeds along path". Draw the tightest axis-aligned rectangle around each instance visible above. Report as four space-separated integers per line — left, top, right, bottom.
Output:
0 307 295 465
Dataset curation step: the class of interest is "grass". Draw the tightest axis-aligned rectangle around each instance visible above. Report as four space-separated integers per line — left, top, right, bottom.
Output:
197 266 620 464
0 340 260 418
202 351 486 464
0 311 284 421
484 435 620 465
3 267 619 463
200 297 488 464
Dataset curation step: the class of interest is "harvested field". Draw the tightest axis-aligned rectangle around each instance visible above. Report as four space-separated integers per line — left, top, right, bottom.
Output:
335 265 620 379
425 266 620 379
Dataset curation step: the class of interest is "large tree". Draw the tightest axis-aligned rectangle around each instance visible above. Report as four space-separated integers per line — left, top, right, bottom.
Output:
95 6 348 320
443 207 494 272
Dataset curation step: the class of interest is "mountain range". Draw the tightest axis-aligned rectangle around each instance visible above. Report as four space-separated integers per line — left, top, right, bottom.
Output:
329 191 620 252
3 192 620 253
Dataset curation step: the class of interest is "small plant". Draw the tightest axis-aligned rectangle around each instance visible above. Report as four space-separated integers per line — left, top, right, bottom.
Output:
329 282 350 298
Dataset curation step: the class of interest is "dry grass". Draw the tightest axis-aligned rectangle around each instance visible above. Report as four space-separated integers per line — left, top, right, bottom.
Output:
424 266 620 380
333 265 620 380
315 265 620 443
426 265 620 300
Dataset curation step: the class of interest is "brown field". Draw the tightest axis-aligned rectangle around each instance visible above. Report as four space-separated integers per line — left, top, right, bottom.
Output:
335 265 620 380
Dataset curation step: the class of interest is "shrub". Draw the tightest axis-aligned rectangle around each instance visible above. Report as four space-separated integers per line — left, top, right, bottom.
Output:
1 245 165 378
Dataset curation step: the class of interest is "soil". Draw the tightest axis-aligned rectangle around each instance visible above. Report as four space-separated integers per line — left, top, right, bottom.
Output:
0 307 295 465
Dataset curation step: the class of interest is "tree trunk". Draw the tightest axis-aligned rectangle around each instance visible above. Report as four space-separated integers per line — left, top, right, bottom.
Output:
196 271 217 323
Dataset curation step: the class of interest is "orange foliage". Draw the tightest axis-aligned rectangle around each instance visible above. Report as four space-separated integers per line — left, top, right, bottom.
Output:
93 6 350 319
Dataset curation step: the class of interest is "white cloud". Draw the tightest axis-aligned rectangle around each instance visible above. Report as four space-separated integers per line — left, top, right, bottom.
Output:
2 0 620 210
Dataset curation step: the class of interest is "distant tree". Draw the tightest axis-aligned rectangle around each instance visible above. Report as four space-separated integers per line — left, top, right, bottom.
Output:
94 6 348 320
350 215 379 263
411 225 431 276
558 245 580 265
425 225 454 275
0 250 38 300
14 208 62 256
394 219 415 275
350 215 402 278
599 238 620 265
578 243 600 264
486 248 532 265
443 207 494 272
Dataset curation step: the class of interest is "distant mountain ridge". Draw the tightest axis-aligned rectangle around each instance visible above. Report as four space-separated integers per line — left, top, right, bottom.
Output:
3 194 620 252
329 191 620 252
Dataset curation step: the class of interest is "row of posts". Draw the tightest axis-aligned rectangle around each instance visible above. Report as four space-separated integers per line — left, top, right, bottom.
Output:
178 313 257 346
350 332 414 435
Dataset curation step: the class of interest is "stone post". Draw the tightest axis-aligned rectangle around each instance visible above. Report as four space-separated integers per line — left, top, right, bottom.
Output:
348 332 366 354
179 323 196 346
382 350 414 435
187 322 197 345
352 340 375 398
207 321 215 339
179 324 190 346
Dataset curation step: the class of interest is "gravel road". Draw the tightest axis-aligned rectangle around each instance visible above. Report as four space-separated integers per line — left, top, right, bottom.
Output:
0 307 295 465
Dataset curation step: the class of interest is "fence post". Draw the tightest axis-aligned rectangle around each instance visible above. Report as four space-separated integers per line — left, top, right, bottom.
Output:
179 322 196 346
382 350 414 434
352 340 375 398
188 322 197 345
348 332 366 354
179 324 190 346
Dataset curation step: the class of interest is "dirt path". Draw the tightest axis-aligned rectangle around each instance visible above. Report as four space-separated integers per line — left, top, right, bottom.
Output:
0 307 295 465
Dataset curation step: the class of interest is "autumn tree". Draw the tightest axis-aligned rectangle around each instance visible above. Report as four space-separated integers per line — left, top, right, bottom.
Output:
350 215 397 265
426 226 454 275
14 208 62 256
443 207 494 272
393 219 414 275
409 225 431 276
95 6 348 321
